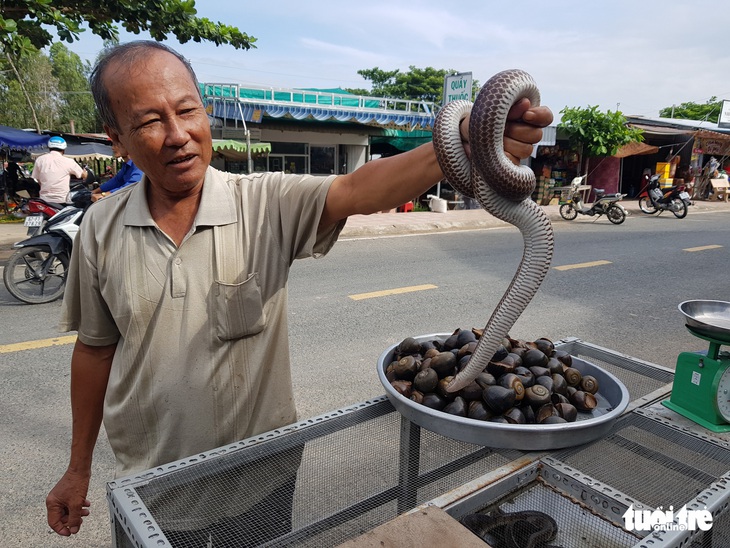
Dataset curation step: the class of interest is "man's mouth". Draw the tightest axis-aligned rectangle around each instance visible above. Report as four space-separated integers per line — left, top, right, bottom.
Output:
169 154 195 165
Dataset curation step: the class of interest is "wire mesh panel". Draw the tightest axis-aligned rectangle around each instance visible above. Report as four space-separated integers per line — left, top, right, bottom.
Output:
109 398 519 548
554 413 730 510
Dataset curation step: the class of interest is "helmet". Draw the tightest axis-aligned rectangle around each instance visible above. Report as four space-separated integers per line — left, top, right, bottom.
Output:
48 136 67 151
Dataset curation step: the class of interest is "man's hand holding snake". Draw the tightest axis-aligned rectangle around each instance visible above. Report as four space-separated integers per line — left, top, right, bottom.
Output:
459 98 554 164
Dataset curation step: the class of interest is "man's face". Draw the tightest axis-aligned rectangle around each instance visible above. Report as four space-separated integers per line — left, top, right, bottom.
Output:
103 49 212 196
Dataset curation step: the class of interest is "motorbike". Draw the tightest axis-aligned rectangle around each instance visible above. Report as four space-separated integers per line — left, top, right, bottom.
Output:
21 183 89 237
3 188 91 304
559 176 627 225
638 174 691 218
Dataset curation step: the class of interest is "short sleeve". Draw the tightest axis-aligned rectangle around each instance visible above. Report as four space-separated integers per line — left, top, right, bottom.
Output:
58 220 120 346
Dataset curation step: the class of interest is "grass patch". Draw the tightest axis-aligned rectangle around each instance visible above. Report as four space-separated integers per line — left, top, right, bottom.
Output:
0 214 23 223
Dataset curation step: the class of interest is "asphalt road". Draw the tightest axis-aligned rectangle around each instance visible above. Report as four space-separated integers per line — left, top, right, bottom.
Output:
1 210 729 547
287 211 730 419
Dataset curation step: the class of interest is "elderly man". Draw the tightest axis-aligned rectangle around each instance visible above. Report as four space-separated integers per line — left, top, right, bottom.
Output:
46 40 552 539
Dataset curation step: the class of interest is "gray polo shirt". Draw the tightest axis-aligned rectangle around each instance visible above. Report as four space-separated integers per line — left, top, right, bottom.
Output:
60 167 343 476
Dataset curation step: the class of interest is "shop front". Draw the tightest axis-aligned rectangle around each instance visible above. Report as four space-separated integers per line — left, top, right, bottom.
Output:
202 83 435 178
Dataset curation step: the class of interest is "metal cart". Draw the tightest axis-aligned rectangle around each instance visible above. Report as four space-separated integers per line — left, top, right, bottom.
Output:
108 337 730 548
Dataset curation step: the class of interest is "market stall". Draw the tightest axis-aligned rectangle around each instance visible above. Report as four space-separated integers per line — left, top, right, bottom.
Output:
692 130 730 199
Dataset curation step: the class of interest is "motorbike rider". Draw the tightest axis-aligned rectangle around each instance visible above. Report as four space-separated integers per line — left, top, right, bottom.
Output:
31 136 87 205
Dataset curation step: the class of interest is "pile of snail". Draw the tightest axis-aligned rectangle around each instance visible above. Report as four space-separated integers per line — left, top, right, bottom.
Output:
385 328 601 425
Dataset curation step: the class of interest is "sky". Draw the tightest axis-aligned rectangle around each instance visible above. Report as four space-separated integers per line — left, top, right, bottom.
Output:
64 0 730 123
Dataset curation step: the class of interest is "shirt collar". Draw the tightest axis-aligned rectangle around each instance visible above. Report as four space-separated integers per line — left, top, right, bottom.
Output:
123 167 238 228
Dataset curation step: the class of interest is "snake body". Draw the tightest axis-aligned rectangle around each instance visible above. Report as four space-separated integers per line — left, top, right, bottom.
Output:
461 509 559 548
433 69 554 393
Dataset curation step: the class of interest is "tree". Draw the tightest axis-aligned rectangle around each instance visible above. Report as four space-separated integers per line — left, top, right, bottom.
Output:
0 48 58 130
49 42 98 133
351 66 479 105
558 105 644 177
659 97 722 122
353 67 400 97
0 1 256 57
0 1 257 131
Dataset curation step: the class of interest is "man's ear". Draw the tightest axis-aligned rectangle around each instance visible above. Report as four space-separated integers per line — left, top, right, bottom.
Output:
104 126 129 159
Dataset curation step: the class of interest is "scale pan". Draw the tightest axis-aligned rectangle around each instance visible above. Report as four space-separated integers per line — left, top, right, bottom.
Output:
678 300 730 342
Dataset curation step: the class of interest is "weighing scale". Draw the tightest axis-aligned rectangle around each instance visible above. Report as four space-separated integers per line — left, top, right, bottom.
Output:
663 300 730 433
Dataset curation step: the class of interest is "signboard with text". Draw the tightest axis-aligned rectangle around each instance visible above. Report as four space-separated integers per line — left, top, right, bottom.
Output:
443 72 473 105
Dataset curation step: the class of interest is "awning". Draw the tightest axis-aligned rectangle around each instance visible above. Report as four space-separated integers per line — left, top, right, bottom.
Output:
0 125 48 151
211 139 271 160
694 129 730 142
31 142 114 161
370 130 433 152
614 141 659 158
627 123 695 136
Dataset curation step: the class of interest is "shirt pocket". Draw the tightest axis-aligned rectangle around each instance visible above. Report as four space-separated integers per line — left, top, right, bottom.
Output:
214 272 266 340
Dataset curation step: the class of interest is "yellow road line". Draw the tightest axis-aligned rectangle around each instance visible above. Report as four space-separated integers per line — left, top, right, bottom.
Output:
684 245 723 252
349 284 438 301
0 334 77 354
554 260 612 271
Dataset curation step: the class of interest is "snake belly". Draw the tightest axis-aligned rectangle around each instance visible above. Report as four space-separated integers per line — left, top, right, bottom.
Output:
433 69 554 393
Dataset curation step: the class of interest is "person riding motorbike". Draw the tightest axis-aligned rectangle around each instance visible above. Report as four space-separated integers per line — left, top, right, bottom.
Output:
31 136 87 205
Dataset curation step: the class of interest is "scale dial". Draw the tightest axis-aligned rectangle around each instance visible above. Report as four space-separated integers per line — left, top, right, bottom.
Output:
716 366 730 422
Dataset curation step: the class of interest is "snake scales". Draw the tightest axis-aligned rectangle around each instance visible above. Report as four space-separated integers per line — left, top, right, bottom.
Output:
433 69 554 393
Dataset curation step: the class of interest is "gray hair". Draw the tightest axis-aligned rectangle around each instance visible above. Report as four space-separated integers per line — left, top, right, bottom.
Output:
90 40 203 132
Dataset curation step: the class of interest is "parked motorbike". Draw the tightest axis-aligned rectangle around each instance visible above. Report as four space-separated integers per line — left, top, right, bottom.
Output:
638 175 691 218
22 183 89 237
3 188 91 304
559 176 627 225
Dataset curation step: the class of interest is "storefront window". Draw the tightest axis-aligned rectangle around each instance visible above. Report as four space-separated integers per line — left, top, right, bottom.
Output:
284 155 307 174
225 161 248 173
311 146 335 175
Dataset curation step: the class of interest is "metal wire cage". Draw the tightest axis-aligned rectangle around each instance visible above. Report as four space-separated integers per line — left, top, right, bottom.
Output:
108 338 730 548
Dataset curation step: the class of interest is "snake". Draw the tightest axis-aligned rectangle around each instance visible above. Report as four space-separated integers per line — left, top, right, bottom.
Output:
432 69 554 393
460 509 559 548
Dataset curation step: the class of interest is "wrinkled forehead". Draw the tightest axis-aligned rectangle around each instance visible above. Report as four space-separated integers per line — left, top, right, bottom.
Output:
103 48 193 87
102 49 200 127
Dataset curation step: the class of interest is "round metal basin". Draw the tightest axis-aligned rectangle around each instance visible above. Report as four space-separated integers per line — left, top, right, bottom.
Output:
378 333 630 451
678 300 730 344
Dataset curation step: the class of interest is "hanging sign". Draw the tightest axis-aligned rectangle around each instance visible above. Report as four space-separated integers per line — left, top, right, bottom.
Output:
697 137 730 156
443 72 473 105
